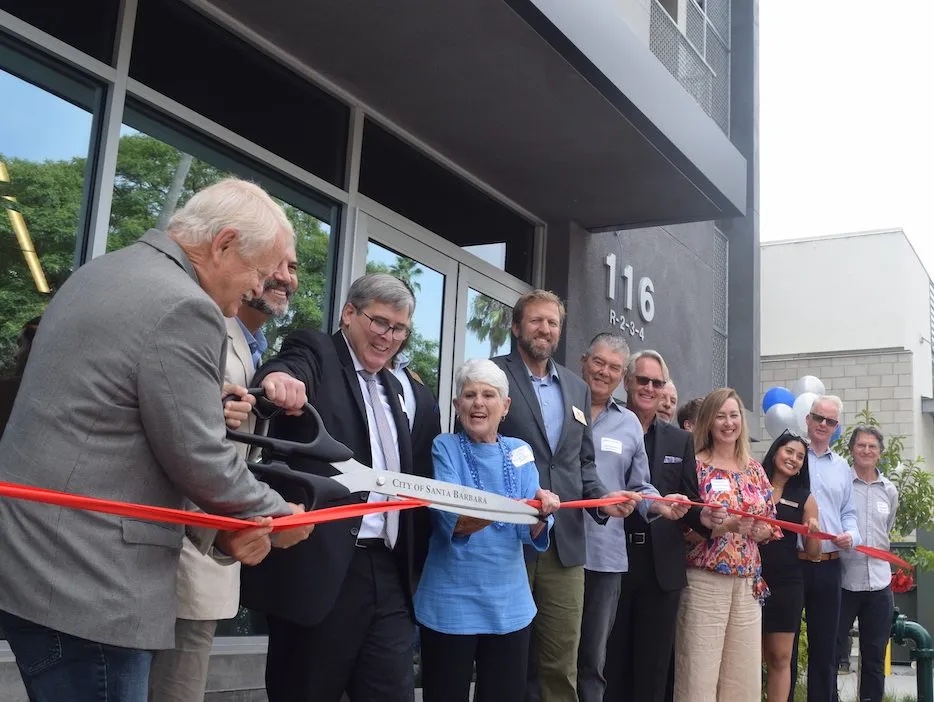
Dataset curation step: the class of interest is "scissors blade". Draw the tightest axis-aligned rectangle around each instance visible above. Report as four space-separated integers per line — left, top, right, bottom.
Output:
329 461 541 522
426 502 542 525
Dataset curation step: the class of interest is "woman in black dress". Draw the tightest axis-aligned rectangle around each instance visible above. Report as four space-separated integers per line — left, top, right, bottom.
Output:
760 431 821 702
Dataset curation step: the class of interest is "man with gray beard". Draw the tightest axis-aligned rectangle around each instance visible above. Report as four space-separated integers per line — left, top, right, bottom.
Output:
149 243 298 702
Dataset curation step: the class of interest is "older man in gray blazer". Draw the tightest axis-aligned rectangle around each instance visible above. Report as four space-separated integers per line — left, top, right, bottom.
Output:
493 290 634 702
0 179 309 702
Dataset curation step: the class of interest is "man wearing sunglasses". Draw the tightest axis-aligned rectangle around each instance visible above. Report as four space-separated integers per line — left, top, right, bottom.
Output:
603 350 720 702
788 395 861 702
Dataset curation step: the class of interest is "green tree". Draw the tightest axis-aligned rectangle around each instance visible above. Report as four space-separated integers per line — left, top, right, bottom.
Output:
466 294 512 358
1 154 86 376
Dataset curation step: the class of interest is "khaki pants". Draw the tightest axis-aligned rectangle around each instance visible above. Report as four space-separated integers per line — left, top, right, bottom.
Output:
149 618 217 702
527 543 585 702
674 568 761 702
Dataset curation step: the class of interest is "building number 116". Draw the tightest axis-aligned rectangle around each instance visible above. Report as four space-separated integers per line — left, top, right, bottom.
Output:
605 253 655 338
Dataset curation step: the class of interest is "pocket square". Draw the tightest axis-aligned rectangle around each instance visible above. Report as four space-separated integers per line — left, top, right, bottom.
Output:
663 455 683 464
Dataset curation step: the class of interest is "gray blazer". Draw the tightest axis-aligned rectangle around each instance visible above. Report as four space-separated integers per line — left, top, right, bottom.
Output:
0 229 287 649
493 350 607 567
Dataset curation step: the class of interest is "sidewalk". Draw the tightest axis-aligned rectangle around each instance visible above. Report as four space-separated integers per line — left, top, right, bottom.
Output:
837 663 920 701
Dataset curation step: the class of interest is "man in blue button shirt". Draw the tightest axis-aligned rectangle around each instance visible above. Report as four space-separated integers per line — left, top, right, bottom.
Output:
575 333 691 702
789 394 861 702
494 290 634 702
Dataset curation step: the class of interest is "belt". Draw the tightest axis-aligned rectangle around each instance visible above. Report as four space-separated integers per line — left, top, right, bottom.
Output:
355 538 388 550
627 532 648 546
798 551 839 562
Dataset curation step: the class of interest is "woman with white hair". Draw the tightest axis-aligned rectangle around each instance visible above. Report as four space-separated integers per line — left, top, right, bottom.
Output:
414 358 560 702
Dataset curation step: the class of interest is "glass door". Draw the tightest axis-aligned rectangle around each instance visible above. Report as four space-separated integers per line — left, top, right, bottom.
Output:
353 211 529 430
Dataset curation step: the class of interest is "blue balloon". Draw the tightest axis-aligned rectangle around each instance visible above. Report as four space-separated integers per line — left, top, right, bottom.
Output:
831 424 843 444
762 386 795 414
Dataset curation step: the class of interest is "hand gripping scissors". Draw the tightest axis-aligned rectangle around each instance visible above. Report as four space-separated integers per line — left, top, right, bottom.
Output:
227 389 541 525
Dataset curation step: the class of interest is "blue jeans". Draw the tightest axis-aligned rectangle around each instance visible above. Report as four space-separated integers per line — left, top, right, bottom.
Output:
0 610 153 702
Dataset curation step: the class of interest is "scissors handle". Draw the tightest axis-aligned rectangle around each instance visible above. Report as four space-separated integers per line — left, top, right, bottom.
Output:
246 460 350 510
225 387 354 463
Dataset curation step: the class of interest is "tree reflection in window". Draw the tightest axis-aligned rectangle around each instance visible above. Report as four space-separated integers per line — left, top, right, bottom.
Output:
466 289 512 359
107 132 333 349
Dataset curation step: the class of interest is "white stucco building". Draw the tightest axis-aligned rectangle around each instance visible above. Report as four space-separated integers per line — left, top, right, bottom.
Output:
760 229 934 462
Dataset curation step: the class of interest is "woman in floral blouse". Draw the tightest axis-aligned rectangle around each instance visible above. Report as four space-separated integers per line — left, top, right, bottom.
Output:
673 388 779 702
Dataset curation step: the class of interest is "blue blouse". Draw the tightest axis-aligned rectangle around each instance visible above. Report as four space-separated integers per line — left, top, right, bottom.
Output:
413 433 552 635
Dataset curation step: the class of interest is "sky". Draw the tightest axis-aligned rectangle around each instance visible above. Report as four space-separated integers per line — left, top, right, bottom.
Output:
759 1 934 275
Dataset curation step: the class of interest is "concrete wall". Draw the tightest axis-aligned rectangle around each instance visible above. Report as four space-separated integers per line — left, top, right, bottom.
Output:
559 220 723 406
760 348 916 457
613 0 651 43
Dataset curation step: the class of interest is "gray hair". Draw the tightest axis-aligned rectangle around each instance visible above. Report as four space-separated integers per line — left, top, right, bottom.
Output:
624 349 670 381
848 424 885 453
346 273 416 318
811 394 843 415
167 178 294 259
584 332 630 359
455 359 509 400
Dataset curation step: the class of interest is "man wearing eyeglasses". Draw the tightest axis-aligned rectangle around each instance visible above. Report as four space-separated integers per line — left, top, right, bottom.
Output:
788 395 861 702
603 349 719 702
241 273 437 702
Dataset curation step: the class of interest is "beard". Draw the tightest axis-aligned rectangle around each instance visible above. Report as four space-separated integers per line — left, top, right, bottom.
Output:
518 333 556 361
245 281 292 318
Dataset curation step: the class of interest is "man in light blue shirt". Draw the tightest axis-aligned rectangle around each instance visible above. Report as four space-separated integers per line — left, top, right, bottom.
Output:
789 394 862 702
575 334 688 702
837 425 898 702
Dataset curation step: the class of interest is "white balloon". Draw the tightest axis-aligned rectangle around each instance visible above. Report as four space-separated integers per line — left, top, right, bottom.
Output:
792 375 826 398
792 392 818 434
764 403 796 439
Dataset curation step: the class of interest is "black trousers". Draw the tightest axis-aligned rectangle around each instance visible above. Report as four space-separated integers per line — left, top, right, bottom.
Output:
418 624 531 702
834 587 894 702
264 545 415 702
788 558 842 702
603 542 681 702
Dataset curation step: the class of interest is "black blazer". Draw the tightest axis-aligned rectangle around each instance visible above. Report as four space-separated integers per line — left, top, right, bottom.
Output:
240 330 429 626
627 418 707 592
493 350 607 568
401 366 442 574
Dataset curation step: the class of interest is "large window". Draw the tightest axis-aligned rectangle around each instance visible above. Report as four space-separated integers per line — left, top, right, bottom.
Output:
0 43 100 381
109 104 339 345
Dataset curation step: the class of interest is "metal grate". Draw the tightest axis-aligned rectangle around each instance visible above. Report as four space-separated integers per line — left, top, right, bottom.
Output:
712 330 727 389
649 0 730 135
706 0 731 44
686 1 706 54
713 229 728 333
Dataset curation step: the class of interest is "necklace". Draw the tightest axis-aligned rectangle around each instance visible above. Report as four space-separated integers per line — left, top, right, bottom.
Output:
458 432 519 529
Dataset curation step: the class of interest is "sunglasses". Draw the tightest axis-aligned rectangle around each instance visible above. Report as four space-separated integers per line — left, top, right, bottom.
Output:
780 428 810 445
808 412 839 428
633 375 667 390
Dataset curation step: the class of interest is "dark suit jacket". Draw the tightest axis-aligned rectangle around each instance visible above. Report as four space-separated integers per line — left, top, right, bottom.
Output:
240 330 430 626
493 350 607 568
401 367 442 574
627 418 707 591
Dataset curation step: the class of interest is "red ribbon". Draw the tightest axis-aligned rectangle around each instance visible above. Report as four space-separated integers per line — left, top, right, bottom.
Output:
0 481 910 568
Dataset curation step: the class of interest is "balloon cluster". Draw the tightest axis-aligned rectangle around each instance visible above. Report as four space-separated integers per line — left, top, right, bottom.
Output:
762 375 842 442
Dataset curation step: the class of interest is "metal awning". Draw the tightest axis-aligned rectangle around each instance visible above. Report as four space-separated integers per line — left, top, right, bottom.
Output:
198 0 747 229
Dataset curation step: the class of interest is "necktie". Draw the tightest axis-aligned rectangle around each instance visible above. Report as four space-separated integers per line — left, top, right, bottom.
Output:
360 371 401 548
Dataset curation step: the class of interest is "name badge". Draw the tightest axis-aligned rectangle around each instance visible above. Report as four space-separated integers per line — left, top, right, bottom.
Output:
876 500 890 515
511 445 534 467
572 406 587 425
709 478 732 494
601 437 623 454
779 498 799 508
398 395 408 415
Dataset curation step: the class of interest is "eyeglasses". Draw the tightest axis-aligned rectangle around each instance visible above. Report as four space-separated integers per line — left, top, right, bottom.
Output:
808 412 839 428
357 310 411 340
633 375 667 390
781 428 810 445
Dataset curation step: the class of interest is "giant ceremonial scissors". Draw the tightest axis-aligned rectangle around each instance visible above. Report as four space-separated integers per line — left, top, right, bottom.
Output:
226 389 541 525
